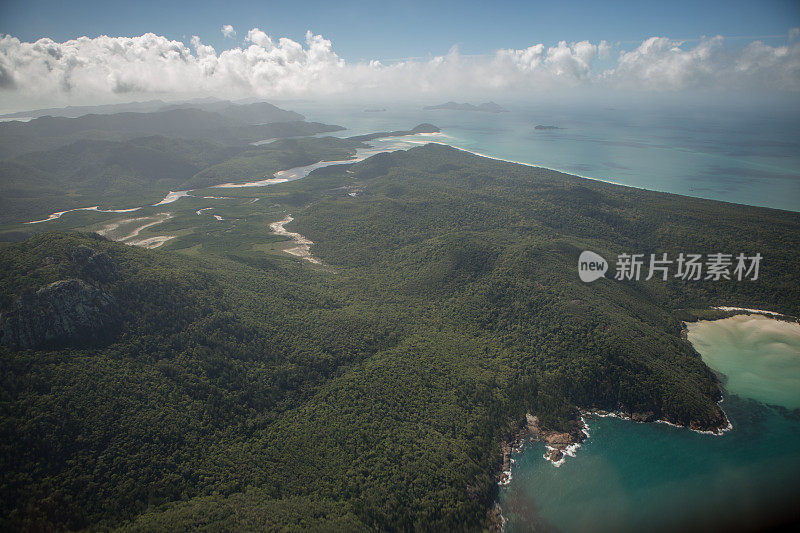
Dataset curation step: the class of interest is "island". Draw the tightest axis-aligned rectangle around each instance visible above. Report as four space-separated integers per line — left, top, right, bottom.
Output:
534 124 561 130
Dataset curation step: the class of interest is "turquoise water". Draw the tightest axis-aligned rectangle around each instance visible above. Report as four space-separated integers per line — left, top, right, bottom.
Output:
498 316 800 532
287 99 800 212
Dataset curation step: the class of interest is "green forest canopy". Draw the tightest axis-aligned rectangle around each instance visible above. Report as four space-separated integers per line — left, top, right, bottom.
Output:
1 143 799 530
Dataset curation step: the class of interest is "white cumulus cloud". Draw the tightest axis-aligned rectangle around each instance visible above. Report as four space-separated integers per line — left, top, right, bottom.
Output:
603 35 800 91
0 28 798 109
221 25 236 39
605 36 726 90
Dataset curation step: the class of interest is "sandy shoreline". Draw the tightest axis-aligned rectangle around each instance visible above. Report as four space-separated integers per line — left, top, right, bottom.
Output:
687 312 800 411
710 306 790 317
436 143 648 191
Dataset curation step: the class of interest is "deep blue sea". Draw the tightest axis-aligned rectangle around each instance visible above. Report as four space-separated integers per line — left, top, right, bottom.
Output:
287 98 800 212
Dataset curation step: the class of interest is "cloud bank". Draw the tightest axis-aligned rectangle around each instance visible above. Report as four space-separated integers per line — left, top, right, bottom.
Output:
0 28 798 108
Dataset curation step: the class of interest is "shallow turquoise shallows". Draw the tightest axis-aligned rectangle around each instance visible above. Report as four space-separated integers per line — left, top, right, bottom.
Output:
497 315 800 532
687 315 800 410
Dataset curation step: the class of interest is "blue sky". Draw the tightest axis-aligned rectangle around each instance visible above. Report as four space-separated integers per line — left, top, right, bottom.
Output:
1 0 798 62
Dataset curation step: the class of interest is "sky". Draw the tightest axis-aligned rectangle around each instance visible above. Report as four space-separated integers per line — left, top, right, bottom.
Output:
2 0 799 61
0 0 799 110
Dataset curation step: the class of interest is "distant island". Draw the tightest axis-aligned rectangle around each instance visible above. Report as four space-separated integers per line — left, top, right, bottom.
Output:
423 101 506 113
364 108 387 113
534 125 561 130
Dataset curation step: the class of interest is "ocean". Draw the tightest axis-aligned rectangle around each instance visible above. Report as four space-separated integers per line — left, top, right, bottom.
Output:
287 98 800 212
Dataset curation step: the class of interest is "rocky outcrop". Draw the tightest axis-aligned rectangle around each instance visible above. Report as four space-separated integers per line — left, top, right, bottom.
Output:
499 413 587 480
631 411 656 423
526 414 585 448
545 448 564 462
0 279 116 350
72 245 117 282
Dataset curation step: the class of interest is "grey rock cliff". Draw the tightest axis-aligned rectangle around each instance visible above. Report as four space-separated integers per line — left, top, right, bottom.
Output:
0 279 115 350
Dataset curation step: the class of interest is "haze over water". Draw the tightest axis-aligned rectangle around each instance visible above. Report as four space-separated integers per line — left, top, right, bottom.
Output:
289 99 800 212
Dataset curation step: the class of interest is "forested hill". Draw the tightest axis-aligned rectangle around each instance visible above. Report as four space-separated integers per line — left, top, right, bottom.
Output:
0 99 303 123
1 144 799 530
291 143 798 316
0 104 342 159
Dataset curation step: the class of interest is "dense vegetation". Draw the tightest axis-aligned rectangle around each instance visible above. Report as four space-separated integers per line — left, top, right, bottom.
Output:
0 101 340 159
0 99 301 121
0 135 362 225
1 132 799 531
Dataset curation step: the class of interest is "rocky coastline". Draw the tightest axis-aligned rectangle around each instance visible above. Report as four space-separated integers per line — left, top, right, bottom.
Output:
498 400 732 485
581 405 733 436
498 413 588 485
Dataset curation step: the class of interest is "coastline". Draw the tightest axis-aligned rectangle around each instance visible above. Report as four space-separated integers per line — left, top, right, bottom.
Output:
494 307 750 529
499 399 733 482
710 306 799 323
422 141 800 213
496 306 797 531
498 413 590 485
686 313 800 410
494 402 733 531
711 306 783 316
433 143 652 192
583 400 733 437
495 308 798 530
